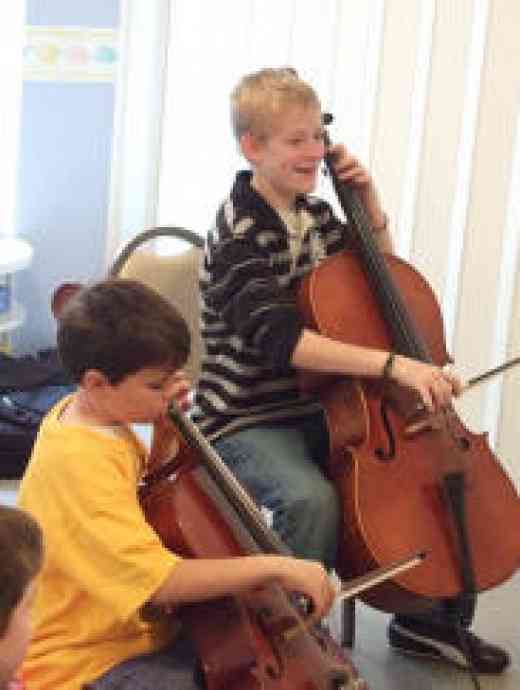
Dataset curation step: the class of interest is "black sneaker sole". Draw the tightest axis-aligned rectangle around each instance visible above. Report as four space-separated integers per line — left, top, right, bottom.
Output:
389 622 470 669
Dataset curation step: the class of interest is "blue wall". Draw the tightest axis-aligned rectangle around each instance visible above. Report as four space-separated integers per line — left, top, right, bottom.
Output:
27 0 119 27
14 0 119 353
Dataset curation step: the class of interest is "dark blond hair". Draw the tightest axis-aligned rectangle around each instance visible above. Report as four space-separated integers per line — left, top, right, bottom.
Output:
57 278 191 385
0 505 43 636
231 67 321 141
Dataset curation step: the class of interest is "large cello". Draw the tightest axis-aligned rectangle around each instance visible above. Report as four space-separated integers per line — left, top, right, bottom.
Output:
298 115 520 615
139 402 368 690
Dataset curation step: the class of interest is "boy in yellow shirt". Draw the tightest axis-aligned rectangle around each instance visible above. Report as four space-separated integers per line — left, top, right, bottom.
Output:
18 278 337 690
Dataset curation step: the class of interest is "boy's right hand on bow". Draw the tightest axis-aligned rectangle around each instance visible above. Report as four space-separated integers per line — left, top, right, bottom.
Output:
275 557 337 624
390 355 463 413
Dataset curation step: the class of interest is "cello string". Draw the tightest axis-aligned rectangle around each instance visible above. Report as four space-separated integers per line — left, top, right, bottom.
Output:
348 195 425 360
168 401 291 554
323 129 428 362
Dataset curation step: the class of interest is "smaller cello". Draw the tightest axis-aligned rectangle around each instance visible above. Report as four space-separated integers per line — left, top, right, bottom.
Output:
139 401 368 690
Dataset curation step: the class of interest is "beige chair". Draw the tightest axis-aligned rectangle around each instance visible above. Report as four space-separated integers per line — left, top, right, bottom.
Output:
109 226 205 385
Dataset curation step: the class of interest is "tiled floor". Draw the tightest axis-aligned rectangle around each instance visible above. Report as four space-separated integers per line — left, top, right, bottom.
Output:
330 574 520 690
2 479 518 689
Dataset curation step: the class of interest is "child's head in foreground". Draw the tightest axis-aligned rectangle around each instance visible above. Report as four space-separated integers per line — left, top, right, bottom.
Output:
57 278 191 424
0 505 43 689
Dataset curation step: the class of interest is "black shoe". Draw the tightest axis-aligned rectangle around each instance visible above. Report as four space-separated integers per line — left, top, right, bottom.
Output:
388 619 510 674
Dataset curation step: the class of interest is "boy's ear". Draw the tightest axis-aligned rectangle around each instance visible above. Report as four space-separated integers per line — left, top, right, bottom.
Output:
82 369 111 391
240 132 263 164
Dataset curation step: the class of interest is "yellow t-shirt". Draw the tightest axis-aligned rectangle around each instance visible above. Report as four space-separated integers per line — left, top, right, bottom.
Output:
18 396 182 690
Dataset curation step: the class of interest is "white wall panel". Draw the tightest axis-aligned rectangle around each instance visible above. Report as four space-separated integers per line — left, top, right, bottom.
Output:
116 0 520 485
371 0 422 255
494 113 520 481
371 0 519 485
412 0 476 327
0 3 26 236
452 0 520 484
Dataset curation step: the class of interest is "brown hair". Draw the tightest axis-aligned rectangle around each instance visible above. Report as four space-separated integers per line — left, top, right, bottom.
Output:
0 505 43 636
57 278 191 384
231 67 321 142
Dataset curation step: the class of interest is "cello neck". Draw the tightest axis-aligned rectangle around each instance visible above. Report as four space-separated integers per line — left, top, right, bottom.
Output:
323 115 431 363
167 401 291 557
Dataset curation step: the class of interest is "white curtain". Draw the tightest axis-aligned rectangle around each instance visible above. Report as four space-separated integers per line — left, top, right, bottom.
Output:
114 0 520 482
0 3 26 237
156 0 384 233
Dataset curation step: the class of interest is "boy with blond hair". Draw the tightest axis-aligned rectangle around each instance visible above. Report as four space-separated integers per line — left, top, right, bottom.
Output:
194 67 509 674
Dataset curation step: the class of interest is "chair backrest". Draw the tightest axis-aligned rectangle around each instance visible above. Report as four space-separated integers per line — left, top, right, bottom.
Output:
109 227 205 384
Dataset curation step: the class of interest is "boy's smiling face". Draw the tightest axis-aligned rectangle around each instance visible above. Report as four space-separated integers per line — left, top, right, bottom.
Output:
244 103 325 209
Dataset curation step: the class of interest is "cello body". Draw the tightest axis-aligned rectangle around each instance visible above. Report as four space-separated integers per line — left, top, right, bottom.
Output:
298 249 520 614
139 418 366 690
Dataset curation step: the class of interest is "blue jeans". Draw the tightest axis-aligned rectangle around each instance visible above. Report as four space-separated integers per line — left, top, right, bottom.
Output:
214 413 476 630
85 636 202 689
213 412 340 570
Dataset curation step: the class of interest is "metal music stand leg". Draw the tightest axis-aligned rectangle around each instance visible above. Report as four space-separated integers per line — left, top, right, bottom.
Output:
341 597 356 647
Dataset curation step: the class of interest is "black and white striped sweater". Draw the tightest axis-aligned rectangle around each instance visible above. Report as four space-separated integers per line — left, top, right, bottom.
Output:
193 170 352 440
